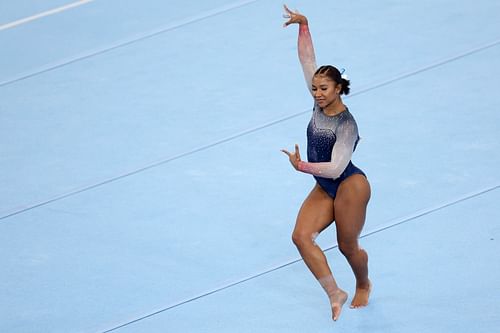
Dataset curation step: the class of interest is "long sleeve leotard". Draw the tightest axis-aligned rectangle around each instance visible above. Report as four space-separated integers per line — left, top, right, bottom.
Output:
294 23 365 197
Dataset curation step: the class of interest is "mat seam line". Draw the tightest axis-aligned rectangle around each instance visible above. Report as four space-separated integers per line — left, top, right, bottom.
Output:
0 111 304 221
2 38 500 222
98 184 500 332
0 0 260 88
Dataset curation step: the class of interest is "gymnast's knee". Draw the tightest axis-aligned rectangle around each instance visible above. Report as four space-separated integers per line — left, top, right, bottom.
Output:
338 240 359 258
292 230 319 249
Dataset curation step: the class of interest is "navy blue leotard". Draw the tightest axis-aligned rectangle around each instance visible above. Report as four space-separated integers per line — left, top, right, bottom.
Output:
304 105 366 198
293 23 366 197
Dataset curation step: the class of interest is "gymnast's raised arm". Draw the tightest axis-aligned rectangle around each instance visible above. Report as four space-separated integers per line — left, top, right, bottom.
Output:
283 5 317 95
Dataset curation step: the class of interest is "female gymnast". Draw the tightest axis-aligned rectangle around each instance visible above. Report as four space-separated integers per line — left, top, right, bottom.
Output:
281 5 371 321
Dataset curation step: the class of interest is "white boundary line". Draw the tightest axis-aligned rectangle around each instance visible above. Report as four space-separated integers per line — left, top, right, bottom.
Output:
0 0 260 88
0 0 95 31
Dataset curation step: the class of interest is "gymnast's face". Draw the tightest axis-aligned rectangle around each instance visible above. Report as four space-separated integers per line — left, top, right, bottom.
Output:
311 75 341 109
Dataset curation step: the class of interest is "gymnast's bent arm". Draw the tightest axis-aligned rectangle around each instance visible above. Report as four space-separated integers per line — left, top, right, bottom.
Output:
283 5 317 95
298 119 358 179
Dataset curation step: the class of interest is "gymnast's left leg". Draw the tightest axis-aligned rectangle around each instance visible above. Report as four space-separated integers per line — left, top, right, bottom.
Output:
334 174 372 308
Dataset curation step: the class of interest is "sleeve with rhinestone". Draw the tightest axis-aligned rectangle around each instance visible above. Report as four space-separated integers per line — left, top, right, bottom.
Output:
298 23 317 95
298 118 358 179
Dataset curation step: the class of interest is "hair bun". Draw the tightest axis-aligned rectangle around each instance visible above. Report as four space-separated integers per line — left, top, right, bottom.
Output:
340 78 350 95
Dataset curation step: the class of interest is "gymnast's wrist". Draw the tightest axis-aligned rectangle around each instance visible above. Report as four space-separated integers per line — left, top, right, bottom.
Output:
297 160 306 172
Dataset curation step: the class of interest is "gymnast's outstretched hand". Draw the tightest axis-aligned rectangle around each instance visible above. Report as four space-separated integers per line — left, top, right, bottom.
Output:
282 4 308 27
281 144 302 171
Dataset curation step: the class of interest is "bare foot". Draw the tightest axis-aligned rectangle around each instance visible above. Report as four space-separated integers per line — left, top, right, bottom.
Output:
330 289 348 321
350 281 371 308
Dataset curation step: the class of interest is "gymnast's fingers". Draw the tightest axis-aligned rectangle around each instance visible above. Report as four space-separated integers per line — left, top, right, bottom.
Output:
294 144 301 160
283 4 293 15
283 4 298 27
281 149 291 157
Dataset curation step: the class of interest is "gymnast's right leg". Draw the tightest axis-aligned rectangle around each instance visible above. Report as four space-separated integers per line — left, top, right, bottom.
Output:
291 183 347 321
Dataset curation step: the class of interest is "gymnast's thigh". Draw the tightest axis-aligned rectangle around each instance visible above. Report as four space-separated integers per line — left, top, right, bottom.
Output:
293 183 336 236
334 174 371 242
